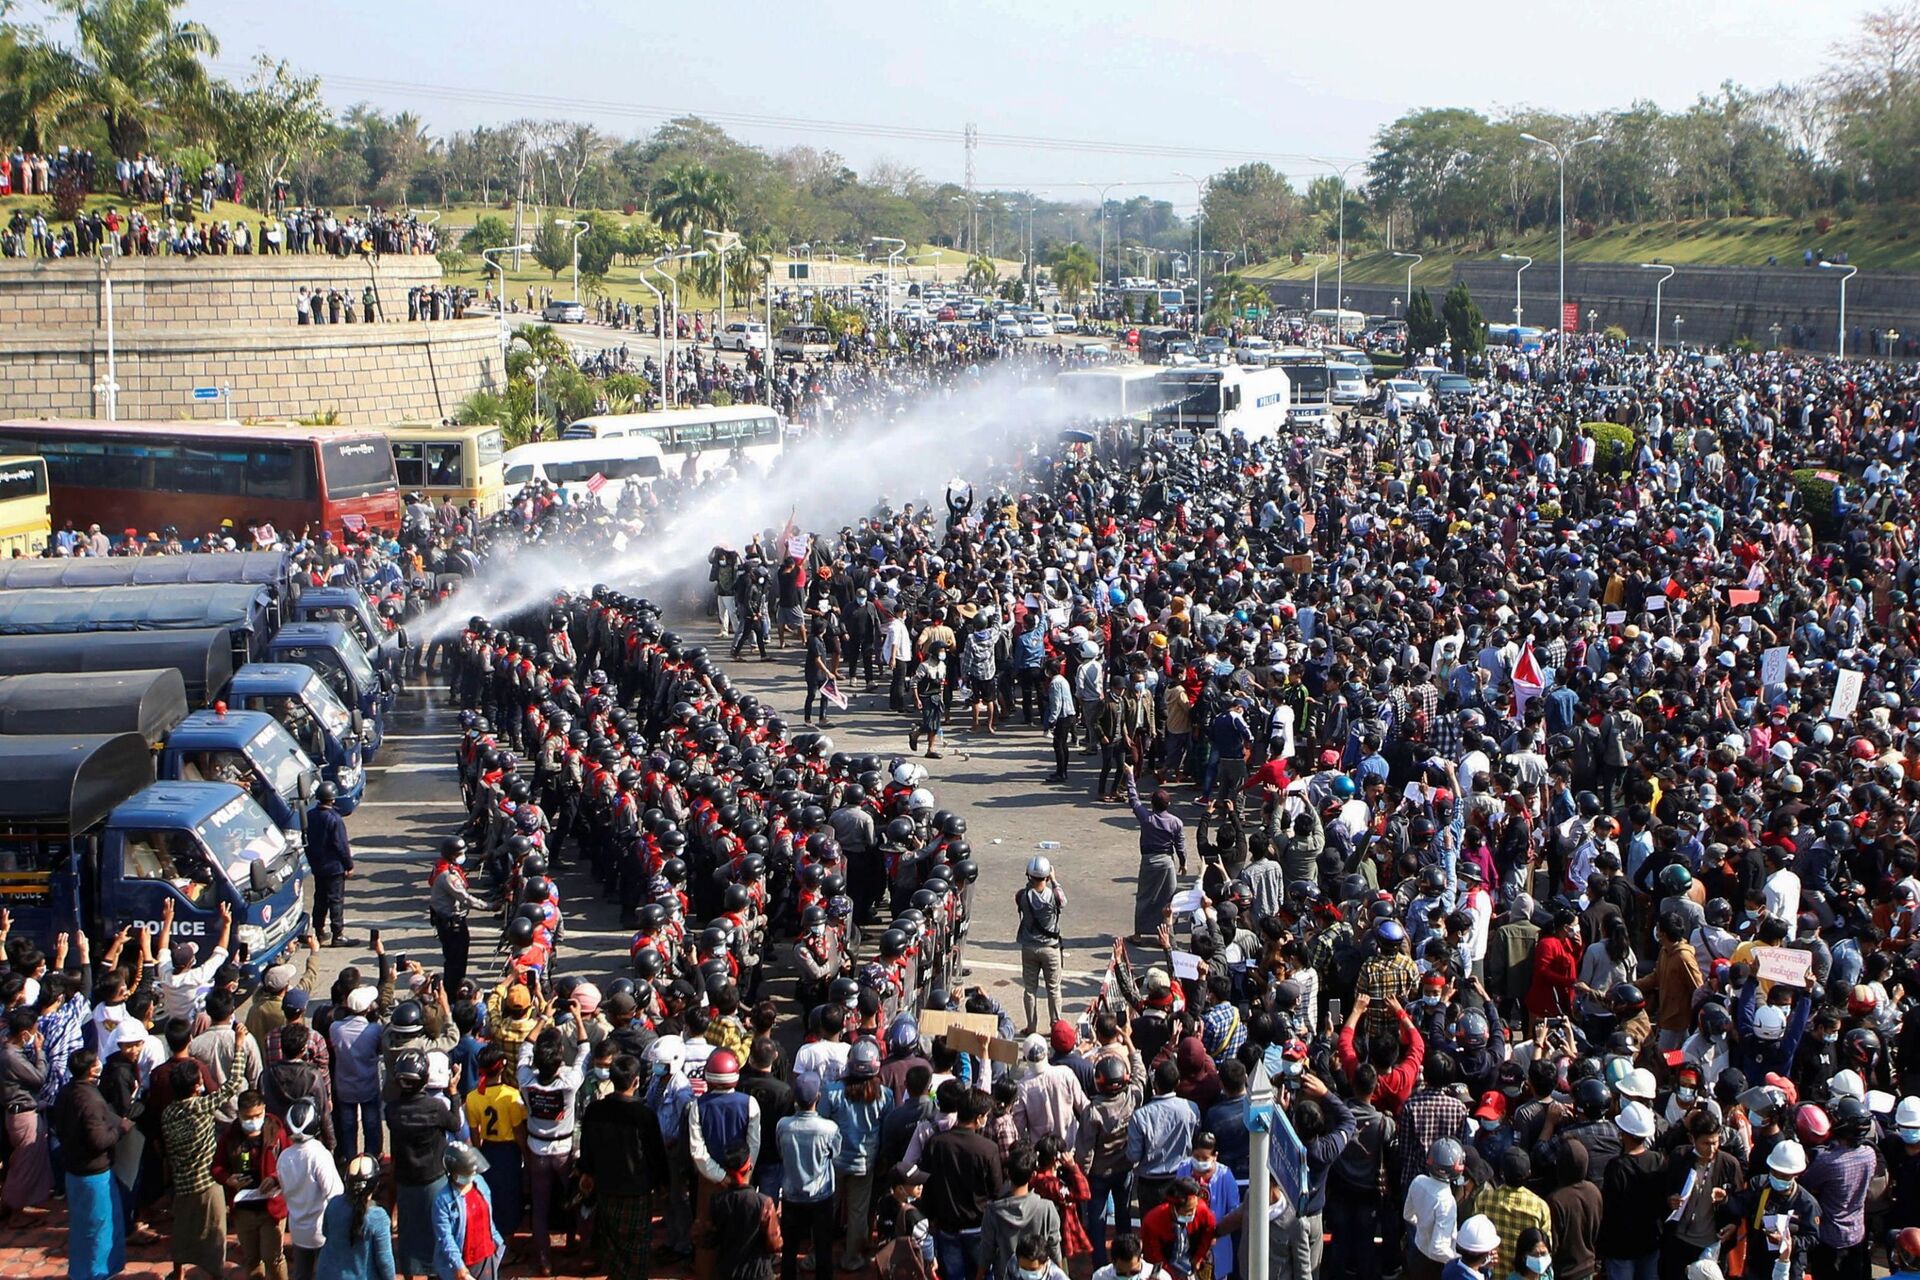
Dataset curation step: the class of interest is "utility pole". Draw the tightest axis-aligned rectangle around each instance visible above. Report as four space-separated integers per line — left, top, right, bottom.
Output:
1245 1062 1275 1280
964 123 978 254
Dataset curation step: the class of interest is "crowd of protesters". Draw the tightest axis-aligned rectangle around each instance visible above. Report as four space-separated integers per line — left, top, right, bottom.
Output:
8 310 1920 1280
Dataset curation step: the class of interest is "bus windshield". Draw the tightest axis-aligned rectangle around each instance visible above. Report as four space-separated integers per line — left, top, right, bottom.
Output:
1158 373 1222 414
319 439 398 499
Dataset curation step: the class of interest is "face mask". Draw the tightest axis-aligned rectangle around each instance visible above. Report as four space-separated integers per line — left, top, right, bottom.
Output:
589 1067 610 1082
1174 1213 1195 1227
1191 1158 1215 1174
1768 1176 1793 1193
1478 1118 1500 1134
1676 1088 1697 1104
1525 1257 1551 1275
241 1117 265 1135
1020 1269 1047 1280
1899 1126 1920 1145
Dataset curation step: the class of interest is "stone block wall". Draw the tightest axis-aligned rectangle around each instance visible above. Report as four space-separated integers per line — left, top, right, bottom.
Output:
0 254 504 422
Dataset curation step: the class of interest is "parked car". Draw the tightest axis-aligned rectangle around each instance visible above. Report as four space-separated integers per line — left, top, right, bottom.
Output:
541 299 587 324
1052 313 1077 333
1024 317 1055 338
1433 373 1476 403
717 321 769 352
1327 362 1368 405
1379 378 1432 411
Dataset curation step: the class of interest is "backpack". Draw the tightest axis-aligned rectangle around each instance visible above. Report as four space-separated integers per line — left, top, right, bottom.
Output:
874 1213 934 1280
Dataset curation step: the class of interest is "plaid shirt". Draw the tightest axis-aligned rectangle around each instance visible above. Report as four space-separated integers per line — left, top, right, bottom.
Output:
1358 952 1420 1036
1428 709 1463 760
1199 1001 1247 1062
161 1052 248 1194
1472 1182 1553 1277
1396 1086 1468 1191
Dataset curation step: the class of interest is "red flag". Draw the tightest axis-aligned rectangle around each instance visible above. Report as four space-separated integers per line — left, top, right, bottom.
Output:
1512 640 1545 716
585 472 607 495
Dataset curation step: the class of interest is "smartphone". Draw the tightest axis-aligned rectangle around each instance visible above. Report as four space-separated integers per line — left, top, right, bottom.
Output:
396 954 410 971
1327 999 1342 1028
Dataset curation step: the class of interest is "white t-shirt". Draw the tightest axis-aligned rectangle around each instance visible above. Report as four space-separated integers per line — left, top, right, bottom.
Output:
792 1038 851 1085
1763 869 1802 939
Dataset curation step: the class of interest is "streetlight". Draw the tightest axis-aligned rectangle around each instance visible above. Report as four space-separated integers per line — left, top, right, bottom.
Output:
1639 263 1676 356
1391 295 1402 319
1308 157 1366 318
1673 314 1685 349
1820 261 1859 358
1095 180 1134 296
872 236 906 333
555 218 588 303
702 228 741 338
1174 171 1206 325
1391 252 1423 326
651 247 709 406
1520 130 1605 342
481 243 533 360
631 271 666 405
96 248 120 422
529 359 549 429
1498 253 1533 325
1769 321 1782 351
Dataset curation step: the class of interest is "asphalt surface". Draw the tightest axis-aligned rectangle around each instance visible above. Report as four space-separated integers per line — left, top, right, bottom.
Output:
303 619 1154 1027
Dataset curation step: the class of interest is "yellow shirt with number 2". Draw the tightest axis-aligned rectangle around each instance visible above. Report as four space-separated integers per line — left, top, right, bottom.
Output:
466 1083 528 1145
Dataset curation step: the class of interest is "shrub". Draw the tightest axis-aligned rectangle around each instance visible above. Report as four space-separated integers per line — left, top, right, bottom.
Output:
1603 324 1628 342
602 373 649 403
49 170 88 221
1790 469 1840 537
1815 215 1834 235
709 390 734 407
1585 421 1636 475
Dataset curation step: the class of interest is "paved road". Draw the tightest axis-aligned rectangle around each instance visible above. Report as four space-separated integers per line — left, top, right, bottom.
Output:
301 617 1154 1029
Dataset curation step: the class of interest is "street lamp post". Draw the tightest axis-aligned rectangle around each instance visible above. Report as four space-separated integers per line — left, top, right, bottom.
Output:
1520 130 1605 343
1309 157 1366 317
651 247 709 406
1174 172 1206 326
1639 263 1676 356
873 236 907 335
1096 180 1133 299
1392 296 1402 319
1769 321 1782 351
1673 314 1685 349
1820 261 1859 358
1391 252 1423 326
529 359 549 431
96 248 120 421
556 218 588 303
632 272 666 406
481 243 533 361
1498 253 1533 325
702 228 741 340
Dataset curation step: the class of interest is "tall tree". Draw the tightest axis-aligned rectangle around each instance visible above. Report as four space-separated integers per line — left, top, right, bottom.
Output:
48 0 218 157
649 162 735 242
1406 287 1444 353
209 55 330 209
1050 241 1096 303
1442 283 1487 363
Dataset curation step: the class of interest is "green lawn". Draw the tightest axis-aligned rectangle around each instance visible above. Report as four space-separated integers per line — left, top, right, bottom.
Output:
1241 209 1920 283
0 191 262 227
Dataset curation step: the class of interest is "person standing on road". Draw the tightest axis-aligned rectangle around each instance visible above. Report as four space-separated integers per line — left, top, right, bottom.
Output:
1043 658 1076 784
429 837 491 991
307 782 355 946
1122 764 1185 944
1016 858 1068 1036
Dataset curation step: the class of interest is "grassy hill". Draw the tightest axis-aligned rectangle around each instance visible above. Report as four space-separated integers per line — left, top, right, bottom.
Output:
1241 210 1920 284
0 191 261 229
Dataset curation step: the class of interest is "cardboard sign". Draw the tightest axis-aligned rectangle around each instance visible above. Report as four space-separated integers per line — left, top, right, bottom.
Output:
986 1037 1023 1065
1830 668 1865 721
945 1027 988 1055
1754 946 1812 988
1284 553 1313 574
920 1009 1000 1040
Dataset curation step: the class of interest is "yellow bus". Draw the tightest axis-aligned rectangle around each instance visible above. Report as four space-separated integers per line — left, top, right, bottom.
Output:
0 457 50 558
380 424 509 515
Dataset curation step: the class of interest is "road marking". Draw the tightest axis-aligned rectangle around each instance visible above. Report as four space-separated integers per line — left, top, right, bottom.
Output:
367 762 458 773
354 800 469 809
383 733 458 741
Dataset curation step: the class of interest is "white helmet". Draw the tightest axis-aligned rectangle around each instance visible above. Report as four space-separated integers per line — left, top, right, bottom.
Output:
1829 1069 1866 1102
891 760 925 787
1752 1003 1789 1040
907 787 936 816
1894 1096 1920 1130
1766 1140 1808 1178
1027 855 1053 879
647 1034 686 1073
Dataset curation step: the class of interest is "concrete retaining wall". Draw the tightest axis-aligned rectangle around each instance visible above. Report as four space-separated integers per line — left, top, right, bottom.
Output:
0 254 504 421
0 320 503 422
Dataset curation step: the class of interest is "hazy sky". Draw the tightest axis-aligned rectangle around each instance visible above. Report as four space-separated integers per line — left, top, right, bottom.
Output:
22 0 1880 203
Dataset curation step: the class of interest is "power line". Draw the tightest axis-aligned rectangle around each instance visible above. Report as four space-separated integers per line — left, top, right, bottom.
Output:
224 65 1360 170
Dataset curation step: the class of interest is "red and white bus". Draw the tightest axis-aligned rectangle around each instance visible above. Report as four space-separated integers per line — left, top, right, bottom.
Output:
0 421 402 542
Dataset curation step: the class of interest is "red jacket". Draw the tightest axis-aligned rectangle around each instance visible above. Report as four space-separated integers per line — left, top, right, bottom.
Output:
1338 1016 1425 1114
1140 1200 1216 1279
1526 934 1580 1019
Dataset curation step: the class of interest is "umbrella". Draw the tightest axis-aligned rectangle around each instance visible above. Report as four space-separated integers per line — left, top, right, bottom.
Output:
1058 428 1097 443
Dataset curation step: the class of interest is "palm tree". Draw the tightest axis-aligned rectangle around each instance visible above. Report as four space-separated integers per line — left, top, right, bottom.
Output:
51 0 220 158
1204 273 1269 330
963 255 998 292
725 232 774 308
1050 242 1096 304
648 163 735 243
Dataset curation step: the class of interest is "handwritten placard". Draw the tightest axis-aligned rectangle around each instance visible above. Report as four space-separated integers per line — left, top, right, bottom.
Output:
1754 946 1812 989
